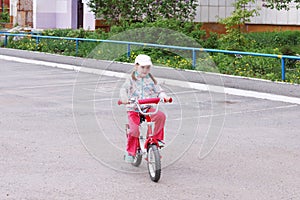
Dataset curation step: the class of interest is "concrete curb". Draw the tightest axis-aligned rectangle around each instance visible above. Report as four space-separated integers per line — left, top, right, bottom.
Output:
1 48 300 101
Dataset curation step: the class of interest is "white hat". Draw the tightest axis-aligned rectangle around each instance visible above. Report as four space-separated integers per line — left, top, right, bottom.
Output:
134 54 153 66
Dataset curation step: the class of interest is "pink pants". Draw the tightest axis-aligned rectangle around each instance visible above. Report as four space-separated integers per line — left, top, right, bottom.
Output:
126 108 166 156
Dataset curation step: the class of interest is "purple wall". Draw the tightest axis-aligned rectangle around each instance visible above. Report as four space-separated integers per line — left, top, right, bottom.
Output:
71 0 77 29
35 0 85 29
35 13 57 29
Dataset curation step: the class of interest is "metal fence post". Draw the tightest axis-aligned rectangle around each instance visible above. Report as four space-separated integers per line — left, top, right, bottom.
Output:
76 39 79 56
4 35 7 46
192 49 196 69
127 44 131 58
35 36 40 50
281 57 285 81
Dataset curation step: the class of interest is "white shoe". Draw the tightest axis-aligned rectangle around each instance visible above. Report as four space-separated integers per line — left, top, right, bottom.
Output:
158 140 165 147
124 152 134 163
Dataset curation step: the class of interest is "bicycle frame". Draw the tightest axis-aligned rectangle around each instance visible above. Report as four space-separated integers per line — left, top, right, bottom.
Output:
138 112 158 151
120 97 171 150
129 98 163 151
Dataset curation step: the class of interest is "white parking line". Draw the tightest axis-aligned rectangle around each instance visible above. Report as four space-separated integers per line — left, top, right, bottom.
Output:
169 104 298 121
1 54 300 105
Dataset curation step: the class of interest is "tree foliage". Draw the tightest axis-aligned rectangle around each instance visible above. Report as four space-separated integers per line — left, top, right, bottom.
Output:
220 0 259 32
0 6 10 23
87 0 198 25
262 0 300 10
219 0 259 50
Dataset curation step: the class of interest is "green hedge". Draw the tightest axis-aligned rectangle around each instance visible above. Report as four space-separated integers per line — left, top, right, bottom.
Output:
245 31 300 49
4 20 300 84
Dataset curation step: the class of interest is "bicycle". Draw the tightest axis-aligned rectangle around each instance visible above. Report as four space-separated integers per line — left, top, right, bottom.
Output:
118 97 172 182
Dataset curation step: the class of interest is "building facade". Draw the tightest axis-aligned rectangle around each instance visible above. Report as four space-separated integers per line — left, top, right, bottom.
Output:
197 0 300 25
10 0 95 30
8 0 300 32
197 0 300 33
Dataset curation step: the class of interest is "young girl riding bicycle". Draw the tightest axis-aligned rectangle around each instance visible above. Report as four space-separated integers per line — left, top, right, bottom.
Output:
120 54 171 163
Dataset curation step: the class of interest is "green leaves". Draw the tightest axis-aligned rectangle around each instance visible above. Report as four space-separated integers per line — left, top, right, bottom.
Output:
87 0 198 25
262 0 300 10
0 6 9 23
219 0 260 51
6 20 300 83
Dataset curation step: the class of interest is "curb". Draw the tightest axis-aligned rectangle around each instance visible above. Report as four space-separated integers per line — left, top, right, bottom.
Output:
1 48 300 104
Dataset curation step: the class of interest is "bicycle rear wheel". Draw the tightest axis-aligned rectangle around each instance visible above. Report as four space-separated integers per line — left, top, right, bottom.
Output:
147 144 161 182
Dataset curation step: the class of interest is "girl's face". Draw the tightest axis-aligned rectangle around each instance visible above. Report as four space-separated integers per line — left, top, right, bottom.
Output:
136 64 151 78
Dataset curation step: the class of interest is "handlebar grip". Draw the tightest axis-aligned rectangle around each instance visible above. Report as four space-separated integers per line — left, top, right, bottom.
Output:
117 100 123 105
138 98 160 105
164 97 172 103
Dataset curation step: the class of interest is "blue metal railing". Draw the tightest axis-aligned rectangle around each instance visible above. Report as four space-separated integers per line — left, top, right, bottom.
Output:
1 32 300 81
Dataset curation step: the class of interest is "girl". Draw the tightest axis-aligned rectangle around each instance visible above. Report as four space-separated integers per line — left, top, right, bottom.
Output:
120 54 171 163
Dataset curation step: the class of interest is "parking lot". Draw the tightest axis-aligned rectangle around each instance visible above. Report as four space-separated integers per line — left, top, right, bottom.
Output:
1 53 300 200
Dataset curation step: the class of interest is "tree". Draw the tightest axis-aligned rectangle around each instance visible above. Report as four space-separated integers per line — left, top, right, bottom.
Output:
262 0 300 10
219 0 259 50
87 0 198 25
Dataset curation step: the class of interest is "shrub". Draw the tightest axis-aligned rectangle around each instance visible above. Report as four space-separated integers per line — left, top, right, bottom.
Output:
87 0 198 25
212 47 282 81
116 48 193 70
0 7 10 23
245 31 300 49
5 24 300 84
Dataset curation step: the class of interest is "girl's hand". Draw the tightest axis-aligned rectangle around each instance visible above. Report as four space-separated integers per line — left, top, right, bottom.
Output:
118 99 129 105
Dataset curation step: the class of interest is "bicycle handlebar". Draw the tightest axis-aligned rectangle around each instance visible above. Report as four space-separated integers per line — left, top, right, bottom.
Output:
118 97 172 115
118 97 172 105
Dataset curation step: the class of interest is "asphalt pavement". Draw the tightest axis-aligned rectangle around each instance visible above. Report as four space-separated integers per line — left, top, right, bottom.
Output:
1 48 300 200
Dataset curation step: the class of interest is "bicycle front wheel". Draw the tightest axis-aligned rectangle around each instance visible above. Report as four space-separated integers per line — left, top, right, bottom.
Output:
147 144 161 182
